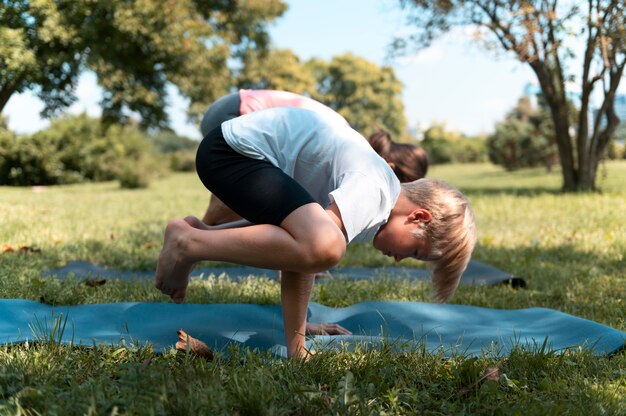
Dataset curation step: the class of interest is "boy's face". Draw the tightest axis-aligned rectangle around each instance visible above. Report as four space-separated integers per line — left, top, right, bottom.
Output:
372 208 432 262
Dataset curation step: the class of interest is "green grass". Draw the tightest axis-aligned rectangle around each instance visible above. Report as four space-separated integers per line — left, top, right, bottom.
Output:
1 162 625 415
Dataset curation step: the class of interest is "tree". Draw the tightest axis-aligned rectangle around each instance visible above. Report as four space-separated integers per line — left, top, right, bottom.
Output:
237 48 317 94
0 0 286 129
396 0 626 191
307 53 407 138
235 50 408 139
421 122 488 163
487 97 554 170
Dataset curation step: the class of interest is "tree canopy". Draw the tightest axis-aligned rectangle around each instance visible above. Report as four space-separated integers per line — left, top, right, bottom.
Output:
308 53 407 138
237 48 317 94
0 0 287 129
235 49 407 139
396 0 625 191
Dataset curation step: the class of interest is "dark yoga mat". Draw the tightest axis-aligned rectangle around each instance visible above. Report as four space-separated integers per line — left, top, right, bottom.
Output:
1 300 622 357
43 260 526 287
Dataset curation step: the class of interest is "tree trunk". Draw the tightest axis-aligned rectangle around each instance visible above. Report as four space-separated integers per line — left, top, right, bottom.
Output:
552 107 578 192
583 60 626 190
529 61 578 191
0 82 18 115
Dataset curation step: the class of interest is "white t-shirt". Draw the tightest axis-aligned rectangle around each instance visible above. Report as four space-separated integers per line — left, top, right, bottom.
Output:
221 107 401 243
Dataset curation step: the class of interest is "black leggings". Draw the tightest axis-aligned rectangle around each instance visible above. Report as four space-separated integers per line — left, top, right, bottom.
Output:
200 92 241 137
195 126 317 225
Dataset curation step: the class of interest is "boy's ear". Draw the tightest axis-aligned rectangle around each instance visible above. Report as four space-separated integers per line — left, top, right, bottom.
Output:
408 208 432 224
387 161 396 171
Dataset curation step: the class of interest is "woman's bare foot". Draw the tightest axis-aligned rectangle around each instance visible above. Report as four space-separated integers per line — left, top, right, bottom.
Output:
155 218 196 303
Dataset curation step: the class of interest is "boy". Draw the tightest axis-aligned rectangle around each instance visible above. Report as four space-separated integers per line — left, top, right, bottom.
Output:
156 107 476 358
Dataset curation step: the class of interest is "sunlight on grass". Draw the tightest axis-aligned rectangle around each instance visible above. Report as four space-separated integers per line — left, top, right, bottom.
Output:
1 162 625 414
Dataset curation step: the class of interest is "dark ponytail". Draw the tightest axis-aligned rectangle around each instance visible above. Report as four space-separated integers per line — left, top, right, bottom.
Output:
367 131 392 157
367 130 429 182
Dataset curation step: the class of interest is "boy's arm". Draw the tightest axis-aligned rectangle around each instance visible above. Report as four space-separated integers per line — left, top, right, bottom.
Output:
281 271 315 358
280 202 344 358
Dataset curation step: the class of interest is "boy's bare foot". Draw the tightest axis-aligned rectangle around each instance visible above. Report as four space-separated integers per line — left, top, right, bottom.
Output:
155 218 196 304
184 215 211 230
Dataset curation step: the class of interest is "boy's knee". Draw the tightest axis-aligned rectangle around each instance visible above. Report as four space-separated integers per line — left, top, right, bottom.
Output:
302 227 346 272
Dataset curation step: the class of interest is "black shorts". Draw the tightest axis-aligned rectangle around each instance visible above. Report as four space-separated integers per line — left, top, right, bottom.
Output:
195 126 317 225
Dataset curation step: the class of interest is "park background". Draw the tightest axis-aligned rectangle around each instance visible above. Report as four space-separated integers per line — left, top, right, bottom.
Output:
1 1 625 414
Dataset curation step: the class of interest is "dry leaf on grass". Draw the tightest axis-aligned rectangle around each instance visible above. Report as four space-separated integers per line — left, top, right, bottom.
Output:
1 244 42 254
85 279 107 287
176 329 214 360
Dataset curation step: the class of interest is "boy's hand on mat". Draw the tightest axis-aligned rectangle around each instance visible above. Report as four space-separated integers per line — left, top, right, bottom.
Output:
306 322 352 336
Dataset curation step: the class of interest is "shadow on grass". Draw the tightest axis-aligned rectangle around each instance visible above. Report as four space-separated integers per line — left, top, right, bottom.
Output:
461 187 563 197
473 243 625 291
5 218 624 288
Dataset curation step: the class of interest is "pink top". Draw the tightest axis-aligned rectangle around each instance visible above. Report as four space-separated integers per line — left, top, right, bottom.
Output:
239 89 349 126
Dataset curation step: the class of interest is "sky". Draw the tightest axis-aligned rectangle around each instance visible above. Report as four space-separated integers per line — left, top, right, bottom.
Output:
3 0 553 139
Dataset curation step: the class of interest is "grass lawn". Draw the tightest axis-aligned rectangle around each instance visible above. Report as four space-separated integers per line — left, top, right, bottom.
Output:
0 161 624 415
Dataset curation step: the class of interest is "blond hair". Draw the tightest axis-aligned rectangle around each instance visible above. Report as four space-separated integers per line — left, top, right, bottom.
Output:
401 179 477 302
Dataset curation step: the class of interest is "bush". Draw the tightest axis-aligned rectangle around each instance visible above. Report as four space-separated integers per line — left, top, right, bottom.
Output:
420 123 488 164
0 114 162 186
117 160 151 189
606 140 624 160
486 95 560 171
149 131 199 153
169 150 197 172
487 118 558 171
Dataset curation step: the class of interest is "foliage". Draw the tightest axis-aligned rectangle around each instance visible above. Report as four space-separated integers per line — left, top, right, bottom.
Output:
608 123 626 159
421 122 488 164
116 158 154 190
0 163 625 414
147 130 198 173
307 53 407 138
606 140 623 159
0 114 162 186
614 122 626 142
149 130 198 154
168 150 198 172
396 0 626 191
0 0 287 128
487 96 559 171
237 48 317 94
235 49 408 139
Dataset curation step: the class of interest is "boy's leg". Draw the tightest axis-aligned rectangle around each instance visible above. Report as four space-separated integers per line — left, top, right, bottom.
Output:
202 195 242 226
155 203 345 358
155 202 345 301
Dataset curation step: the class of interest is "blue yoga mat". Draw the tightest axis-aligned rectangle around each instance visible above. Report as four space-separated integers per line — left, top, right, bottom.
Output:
1 300 622 357
43 259 526 287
